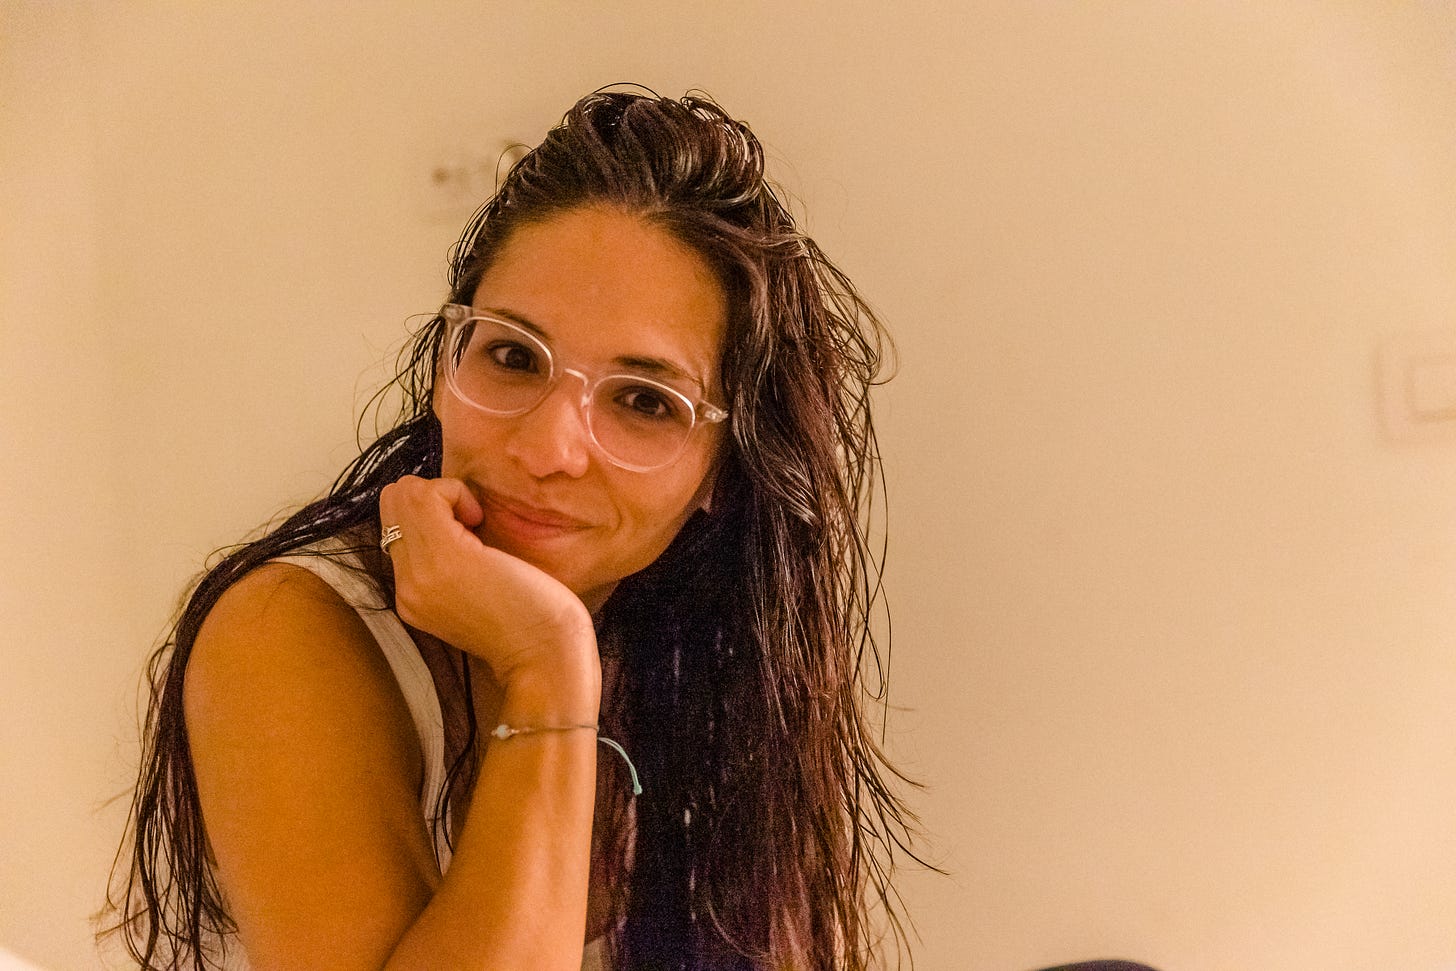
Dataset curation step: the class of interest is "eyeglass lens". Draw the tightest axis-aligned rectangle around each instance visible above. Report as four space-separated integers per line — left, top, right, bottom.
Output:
447 317 700 470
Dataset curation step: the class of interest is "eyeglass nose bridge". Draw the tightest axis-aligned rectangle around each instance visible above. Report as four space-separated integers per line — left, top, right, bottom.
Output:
533 364 598 423
522 363 596 426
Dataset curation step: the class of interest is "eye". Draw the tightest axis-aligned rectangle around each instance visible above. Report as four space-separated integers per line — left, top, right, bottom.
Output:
484 340 541 373
613 385 683 422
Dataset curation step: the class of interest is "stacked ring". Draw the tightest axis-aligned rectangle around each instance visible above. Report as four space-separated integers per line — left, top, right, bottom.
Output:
380 524 403 553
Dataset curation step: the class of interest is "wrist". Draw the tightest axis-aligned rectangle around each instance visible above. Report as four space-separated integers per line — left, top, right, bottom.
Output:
497 653 602 724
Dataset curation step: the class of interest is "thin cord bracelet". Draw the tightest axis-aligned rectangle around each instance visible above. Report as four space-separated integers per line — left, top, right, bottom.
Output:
490 723 643 796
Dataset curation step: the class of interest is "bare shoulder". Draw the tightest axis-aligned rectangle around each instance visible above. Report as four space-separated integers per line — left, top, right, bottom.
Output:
184 561 440 967
185 560 425 795
188 563 415 756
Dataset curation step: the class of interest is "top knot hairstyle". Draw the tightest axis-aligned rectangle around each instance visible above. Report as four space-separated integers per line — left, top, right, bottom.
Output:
110 89 924 971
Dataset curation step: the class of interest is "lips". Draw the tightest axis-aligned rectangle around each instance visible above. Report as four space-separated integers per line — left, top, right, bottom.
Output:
478 489 594 544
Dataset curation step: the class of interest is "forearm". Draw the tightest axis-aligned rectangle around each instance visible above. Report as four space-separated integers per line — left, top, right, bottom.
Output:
385 667 601 971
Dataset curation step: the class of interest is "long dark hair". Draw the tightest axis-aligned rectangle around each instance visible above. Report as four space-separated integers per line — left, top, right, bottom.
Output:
107 89 923 970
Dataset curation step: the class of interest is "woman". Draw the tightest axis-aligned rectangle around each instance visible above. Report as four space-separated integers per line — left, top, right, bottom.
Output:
110 90 919 970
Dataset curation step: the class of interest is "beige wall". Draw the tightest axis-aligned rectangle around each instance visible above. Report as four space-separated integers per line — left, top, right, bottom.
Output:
4 2 1455 969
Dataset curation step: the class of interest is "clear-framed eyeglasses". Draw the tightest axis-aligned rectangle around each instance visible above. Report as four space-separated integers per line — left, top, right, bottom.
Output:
439 304 729 473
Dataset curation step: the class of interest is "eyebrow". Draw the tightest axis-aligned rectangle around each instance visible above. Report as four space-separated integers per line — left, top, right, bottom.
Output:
475 305 708 392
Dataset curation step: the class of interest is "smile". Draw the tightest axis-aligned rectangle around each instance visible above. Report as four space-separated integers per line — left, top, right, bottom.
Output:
479 491 594 542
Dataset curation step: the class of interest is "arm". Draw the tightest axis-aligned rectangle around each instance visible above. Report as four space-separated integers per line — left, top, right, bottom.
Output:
186 481 601 971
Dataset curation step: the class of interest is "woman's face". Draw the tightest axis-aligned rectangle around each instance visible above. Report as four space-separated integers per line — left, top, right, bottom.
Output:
435 205 729 611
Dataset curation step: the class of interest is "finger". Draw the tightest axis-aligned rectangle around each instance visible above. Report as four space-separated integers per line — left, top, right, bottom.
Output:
377 475 423 528
378 476 450 564
378 478 424 557
378 477 481 563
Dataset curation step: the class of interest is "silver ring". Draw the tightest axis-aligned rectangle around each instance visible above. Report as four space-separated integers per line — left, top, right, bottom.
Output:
380 523 403 553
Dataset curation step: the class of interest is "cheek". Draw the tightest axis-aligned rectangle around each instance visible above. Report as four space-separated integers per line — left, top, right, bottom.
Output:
435 403 501 474
436 424 466 477
433 391 458 470
621 456 717 543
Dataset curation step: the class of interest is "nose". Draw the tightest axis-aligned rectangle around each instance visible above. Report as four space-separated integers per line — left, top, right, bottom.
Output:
503 370 593 479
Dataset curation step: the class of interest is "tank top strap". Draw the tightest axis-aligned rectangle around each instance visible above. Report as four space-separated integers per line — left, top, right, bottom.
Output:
270 543 453 871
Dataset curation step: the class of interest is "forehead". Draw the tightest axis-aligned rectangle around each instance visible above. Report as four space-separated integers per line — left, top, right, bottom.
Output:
470 207 728 389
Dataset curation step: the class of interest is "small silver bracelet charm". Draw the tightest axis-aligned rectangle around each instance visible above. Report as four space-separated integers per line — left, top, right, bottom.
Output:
489 722 643 796
489 722 597 740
